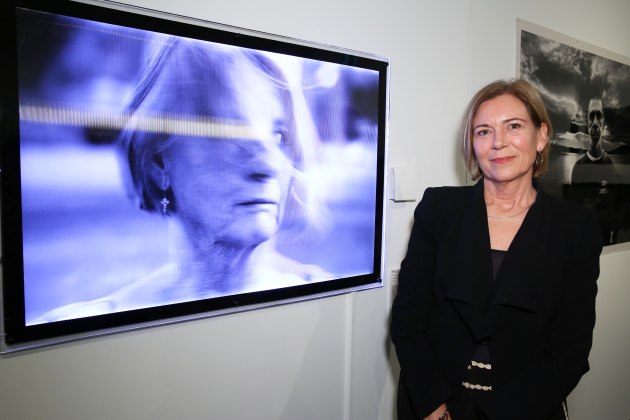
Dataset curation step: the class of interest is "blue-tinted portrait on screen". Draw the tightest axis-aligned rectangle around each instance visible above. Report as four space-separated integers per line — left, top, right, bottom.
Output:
15 8 382 326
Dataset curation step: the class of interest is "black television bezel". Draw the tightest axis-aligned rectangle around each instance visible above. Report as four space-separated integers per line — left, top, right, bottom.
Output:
0 0 389 350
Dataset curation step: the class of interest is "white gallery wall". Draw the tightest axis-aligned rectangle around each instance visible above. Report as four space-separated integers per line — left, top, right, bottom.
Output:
1 0 628 419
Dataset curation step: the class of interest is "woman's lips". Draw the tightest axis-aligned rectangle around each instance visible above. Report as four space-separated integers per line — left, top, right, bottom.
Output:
238 199 277 208
491 156 514 164
234 182 282 210
236 200 279 216
235 193 280 213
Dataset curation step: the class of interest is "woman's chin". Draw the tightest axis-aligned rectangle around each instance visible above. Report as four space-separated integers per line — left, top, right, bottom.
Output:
222 218 279 248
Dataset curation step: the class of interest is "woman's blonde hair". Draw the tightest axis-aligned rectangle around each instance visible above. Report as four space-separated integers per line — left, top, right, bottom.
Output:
118 37 307 213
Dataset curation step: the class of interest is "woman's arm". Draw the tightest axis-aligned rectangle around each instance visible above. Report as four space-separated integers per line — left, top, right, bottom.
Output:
390 188 453 418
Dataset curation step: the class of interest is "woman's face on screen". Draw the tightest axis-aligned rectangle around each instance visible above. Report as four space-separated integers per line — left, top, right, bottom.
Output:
160 55 295 248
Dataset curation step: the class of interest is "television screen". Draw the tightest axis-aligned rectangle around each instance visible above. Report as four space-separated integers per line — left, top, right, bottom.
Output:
1 0 388 348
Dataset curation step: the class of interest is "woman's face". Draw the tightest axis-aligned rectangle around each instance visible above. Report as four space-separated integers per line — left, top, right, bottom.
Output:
472 94 547 185
160 57 295 248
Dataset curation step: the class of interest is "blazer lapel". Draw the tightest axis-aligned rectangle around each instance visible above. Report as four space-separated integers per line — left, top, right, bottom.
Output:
443 181 494 342
483 186 546 338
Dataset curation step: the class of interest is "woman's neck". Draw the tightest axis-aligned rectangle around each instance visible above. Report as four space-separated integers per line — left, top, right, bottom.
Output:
483 177 537 212
483 178 537 251
168 219 263 296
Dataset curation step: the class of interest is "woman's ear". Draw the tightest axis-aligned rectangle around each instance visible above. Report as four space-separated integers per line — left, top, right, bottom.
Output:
537 122 549 151
147 153 170 191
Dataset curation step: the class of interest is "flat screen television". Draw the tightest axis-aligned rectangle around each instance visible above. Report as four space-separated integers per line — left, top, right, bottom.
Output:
1 0 389 350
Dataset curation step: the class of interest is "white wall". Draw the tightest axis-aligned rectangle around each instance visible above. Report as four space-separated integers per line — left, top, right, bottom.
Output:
1 0 629 419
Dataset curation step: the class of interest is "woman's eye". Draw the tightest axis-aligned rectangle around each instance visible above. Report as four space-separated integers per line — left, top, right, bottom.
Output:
273 130 288 146
508 122 521 130
475 129 489 136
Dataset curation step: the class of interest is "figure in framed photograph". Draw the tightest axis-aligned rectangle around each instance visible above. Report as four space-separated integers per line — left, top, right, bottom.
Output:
518 22 630 247
571 98 615 182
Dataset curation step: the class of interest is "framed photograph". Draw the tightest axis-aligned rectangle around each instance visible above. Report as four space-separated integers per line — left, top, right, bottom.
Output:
517 20 630 249
1 0 389 350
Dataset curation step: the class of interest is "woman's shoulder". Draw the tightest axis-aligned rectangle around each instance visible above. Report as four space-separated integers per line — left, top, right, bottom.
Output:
540 188 598 222
538 189 603 248
421 184 475 202
30 298 117 324
417 184 476 212
30 264 187 323
413 185 478 228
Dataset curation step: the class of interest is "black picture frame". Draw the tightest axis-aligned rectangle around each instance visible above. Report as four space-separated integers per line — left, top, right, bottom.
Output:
1 0 389 350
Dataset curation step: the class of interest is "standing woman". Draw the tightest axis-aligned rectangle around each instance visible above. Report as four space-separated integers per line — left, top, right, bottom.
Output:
390 79 602 420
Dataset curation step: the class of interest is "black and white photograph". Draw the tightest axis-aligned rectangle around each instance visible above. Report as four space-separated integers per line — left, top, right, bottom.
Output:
9 7 386 333
519 22 630 247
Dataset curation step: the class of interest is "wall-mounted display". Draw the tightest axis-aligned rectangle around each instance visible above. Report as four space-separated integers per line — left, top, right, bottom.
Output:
0 0 389 350
518 20 630 249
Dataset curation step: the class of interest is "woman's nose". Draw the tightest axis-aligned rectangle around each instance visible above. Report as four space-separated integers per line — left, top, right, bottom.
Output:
246 140 287 181
492 131 506 149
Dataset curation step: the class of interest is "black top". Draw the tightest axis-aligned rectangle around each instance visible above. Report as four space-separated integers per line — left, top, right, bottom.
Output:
490 249 507 283
391 180 602 420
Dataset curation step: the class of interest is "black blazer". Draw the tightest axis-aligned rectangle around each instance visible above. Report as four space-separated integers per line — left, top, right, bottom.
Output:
390 181 602 420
